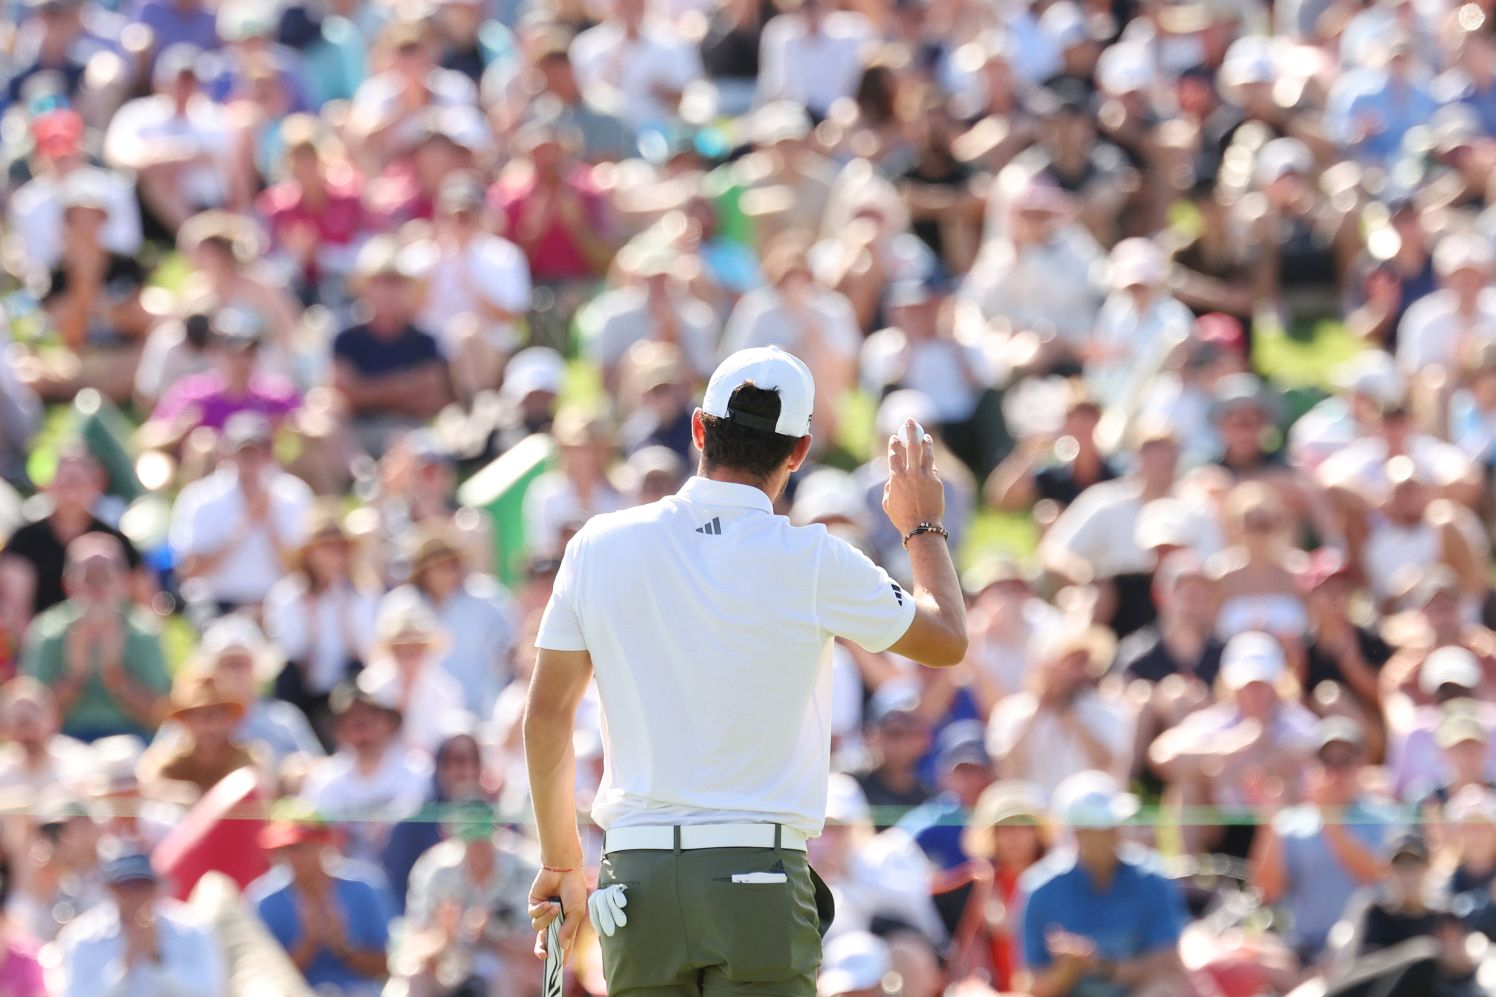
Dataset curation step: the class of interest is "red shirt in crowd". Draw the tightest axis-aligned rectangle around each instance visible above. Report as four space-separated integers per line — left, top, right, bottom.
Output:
256 169 368 258
489 167 607 283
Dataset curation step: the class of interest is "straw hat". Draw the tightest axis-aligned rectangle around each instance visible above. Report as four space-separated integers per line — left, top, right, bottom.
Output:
294 505 355 573
552 407 618 449
1029 626 1117 676
405 522 465 575
373 600 450 658
961 781 1051 859
168 670 246 723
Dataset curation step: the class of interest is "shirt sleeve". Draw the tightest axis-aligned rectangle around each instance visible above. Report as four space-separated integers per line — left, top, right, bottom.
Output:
21 624 62 686
535 533 587 651
125 623 172 696
814 532 917 653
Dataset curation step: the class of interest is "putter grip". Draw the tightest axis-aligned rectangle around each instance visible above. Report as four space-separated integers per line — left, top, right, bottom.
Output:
543 896 564 997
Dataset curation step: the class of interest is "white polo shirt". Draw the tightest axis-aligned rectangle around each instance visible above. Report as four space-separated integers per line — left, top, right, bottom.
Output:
536 475 916 837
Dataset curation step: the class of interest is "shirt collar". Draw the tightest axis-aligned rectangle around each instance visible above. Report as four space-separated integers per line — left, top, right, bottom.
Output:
678 475 775 514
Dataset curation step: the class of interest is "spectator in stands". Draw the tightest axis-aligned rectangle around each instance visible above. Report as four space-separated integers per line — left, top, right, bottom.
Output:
21 535 168 742
988 627 1130 796
961 558 1062 711
1040 428 1180 639
382 524 517 718
522 407 625 559
985 386 1118 519
588 244 720 390
359 603 468 754
390 802 537 997
1330 833 1481 996
179 615 323 765
853 689 933 830
808 773 945 943
255 115 370 305
1301 548 1390 715
263 507 378 738
6 113 141 282
138 668 261 802
1251 717 1401 967
1443 786 1496 934
962 781 1049 992
298 681 432 861
491 116 615 295
9 803 106 943
757 0 871 118
139 311 302 462
0 678 89 795
898 720 995 870
175 212 303 372
816 932 892 997
332 238 453 455
56 851 227 997
1150 631 1319 856
418 173 532 403
0 448 145 628
1386 642 1496 803
23 172 155 405
102 45 232 233
379 730 489 909
1016 770 1189 997
169 413 313 613
250 816 394 995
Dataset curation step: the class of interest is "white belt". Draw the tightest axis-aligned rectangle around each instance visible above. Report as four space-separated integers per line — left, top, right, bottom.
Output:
603 823 807 854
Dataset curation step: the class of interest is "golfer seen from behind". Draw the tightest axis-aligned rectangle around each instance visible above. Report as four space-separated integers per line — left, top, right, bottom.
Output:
525 345 967 995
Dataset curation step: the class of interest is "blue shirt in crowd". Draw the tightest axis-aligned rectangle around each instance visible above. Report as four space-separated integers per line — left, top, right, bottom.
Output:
249 861 396 995
1018 844 1186 989
1274 798 1401 958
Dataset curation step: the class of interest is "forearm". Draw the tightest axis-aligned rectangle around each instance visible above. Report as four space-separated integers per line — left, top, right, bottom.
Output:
906 533 967 666
290 937 320 972
51 674 86 718
182 525 252 578
524 693 584 866
1112 948 1181 987
1025 964 1085 997
107 676 162 727
1249 826 1286 903
983 454 1038 510
335 944 388 977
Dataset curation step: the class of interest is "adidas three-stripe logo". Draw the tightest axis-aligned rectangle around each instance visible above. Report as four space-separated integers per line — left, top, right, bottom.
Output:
695 517 723 535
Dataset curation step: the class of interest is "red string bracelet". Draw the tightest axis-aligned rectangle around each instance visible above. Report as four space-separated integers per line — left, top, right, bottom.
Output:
542 865 575 873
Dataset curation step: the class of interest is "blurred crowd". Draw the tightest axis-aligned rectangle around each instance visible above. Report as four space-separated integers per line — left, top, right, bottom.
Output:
5 0 1496 993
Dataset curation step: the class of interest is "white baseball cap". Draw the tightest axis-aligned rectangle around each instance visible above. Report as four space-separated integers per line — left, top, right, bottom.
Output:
825 772 871 826
1420 645 1481 695
1220 631 1285 689
1107 237 1166 289
501 346 566 403
702 347 815 438
817 932 891 997
1053 770 1139 829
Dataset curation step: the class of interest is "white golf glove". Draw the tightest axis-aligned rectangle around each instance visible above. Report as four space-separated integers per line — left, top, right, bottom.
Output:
588 884 629 937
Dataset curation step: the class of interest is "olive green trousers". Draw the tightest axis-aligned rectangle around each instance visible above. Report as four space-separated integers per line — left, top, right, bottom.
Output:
597 840 831 997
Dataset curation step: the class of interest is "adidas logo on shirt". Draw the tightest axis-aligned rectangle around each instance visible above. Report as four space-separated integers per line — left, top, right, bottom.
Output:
694 517 723 535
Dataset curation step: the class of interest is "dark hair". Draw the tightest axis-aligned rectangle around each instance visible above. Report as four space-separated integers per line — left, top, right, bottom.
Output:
701 384 800 481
